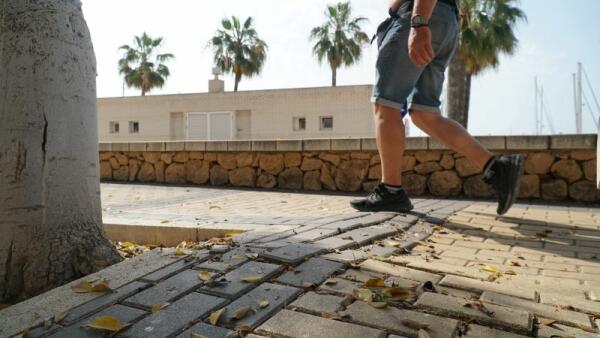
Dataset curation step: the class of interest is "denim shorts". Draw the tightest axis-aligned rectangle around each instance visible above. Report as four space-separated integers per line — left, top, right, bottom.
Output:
371 1 459 115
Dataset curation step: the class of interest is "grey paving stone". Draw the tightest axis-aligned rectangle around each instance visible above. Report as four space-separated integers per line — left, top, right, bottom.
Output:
218 283 302 329
175 322 233 338
196 249 250 272
287 227 341 242
246 240 295 250
307 213 369 226
537 322 600 338
276 257 345 287
462 324 528 338
260 243 326 265
61 281 148 325
26 323 63 338
480 291 592 327
290 291 346 314
124 269 203 308
257 309 386 338
389 214 420 228
48 305 147 338
360 259 442 283
415 292 533 334
318 277 362 296
122 292 227 338
338 268 384 283
312 236 356 250
254 224 323 243
439 275 535 300
343 300 459 338
321 213 396 231
201 261 282 299
140 260 197 283
321 245 398 264
335 225 398 245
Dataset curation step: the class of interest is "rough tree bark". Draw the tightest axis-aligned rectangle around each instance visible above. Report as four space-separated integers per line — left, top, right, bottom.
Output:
0 0 122 303
446 51 470 128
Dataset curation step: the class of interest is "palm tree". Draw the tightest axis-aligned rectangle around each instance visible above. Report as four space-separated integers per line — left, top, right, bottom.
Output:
209 16 268 92
447 0 526 127
310 2 369 87
118 33 174 96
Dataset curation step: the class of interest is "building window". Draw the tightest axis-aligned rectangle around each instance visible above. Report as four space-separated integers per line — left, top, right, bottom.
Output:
109 121 119 134
293 117 306 131
129 121 140 134
320 116 333 130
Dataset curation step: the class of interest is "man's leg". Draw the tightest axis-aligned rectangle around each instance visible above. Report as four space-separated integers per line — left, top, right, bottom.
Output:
410 110 492 168
374 103 405 186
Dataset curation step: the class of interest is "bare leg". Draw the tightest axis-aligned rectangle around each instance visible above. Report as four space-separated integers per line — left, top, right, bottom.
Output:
374 103 405 186
410 110 492 168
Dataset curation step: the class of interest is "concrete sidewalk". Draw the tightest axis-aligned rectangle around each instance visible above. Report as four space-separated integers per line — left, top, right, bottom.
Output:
1 183 599 338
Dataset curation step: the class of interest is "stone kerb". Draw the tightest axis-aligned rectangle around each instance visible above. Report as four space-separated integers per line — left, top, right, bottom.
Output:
98 135 599 202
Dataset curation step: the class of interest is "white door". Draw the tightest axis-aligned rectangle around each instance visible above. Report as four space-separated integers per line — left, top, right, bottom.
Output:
210 112 232 140
187 113 208 140
186 112 232 141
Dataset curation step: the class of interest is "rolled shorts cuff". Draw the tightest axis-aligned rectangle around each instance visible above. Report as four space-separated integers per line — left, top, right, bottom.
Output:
408 103 442 114
371 96 405 110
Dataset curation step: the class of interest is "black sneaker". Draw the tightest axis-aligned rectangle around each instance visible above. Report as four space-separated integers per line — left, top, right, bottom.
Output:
350 183 414 213
484 154 525 215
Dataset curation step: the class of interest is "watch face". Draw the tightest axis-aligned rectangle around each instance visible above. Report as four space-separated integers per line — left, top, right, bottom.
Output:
412 15 427 25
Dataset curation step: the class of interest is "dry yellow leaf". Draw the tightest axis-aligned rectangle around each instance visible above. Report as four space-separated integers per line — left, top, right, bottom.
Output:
538 317 556 326
504 270 517 276
86 315 126 332
151 303 169 313
232 305 253 320
418 329 431 338
370 302 388 309
160 220 170 224
208 308 225 325
71 280 113 293
384 287 412 300
122 241 136 248
53 312 67 322
353 288 373 303
173 250 188 256
480 266 500 274
225 232 241 238
231 255 246 260
241 275 262 284
191 333 207 338
257 299 270 308
364 278 386 288
246 253 259 259
209 205 222 210
198 270 212 281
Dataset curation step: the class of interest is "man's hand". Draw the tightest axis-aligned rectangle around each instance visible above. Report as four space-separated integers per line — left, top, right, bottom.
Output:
408 26 434 67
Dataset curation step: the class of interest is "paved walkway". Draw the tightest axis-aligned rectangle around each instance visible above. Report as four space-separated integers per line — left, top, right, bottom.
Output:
12 184 600 337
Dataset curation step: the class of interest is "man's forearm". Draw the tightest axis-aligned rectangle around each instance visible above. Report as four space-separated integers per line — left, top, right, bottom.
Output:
413 0 437 19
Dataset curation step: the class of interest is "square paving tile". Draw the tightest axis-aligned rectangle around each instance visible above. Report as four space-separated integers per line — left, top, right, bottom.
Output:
48 305 147 338
201 261 282 299
276 258 345 288
260 243 326 265
124 269 203 308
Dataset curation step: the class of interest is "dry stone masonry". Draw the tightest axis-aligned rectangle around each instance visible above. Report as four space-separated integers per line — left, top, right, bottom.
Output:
99 135 598 202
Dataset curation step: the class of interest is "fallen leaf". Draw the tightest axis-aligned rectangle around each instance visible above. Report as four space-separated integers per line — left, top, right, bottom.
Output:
234 325 253 334
464 300 494 316
591 312 600 319
13 330 28 338
401 319 429 330
578 324 598 333
246 253 259 259
232 305 253 320
122 242 136 248
384 287 413 300
160 220 170 224
257 299 270 308
86 315 126 332
173 250 188 256
209 308 225 325
370 302 388 309
324 280 338 285
364 278 386 288
510 261 522 267
71 280 113 293
151 303 169 313
231 254 246 260
353 288 373 303
480 266 500 274
504 270 517 276
241 275 262 284
54 312 67 322
191 333 207 338
198 270 212 281
209 205 222 210
537 317 557 326
225 232 241 238
418 329 431 338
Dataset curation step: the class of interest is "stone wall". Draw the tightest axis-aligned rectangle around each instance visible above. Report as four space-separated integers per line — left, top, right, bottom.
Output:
99 135 599 203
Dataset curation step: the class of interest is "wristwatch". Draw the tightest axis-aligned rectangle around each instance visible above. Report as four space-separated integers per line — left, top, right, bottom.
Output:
411 15 429 28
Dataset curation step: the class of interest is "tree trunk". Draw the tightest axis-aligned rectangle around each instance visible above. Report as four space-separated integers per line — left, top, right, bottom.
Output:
331 66 337 87
234 71 241 92
0 0 122 303
446 51 470 128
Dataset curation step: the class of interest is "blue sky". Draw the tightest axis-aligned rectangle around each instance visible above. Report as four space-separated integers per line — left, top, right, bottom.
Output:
84 0 600 136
